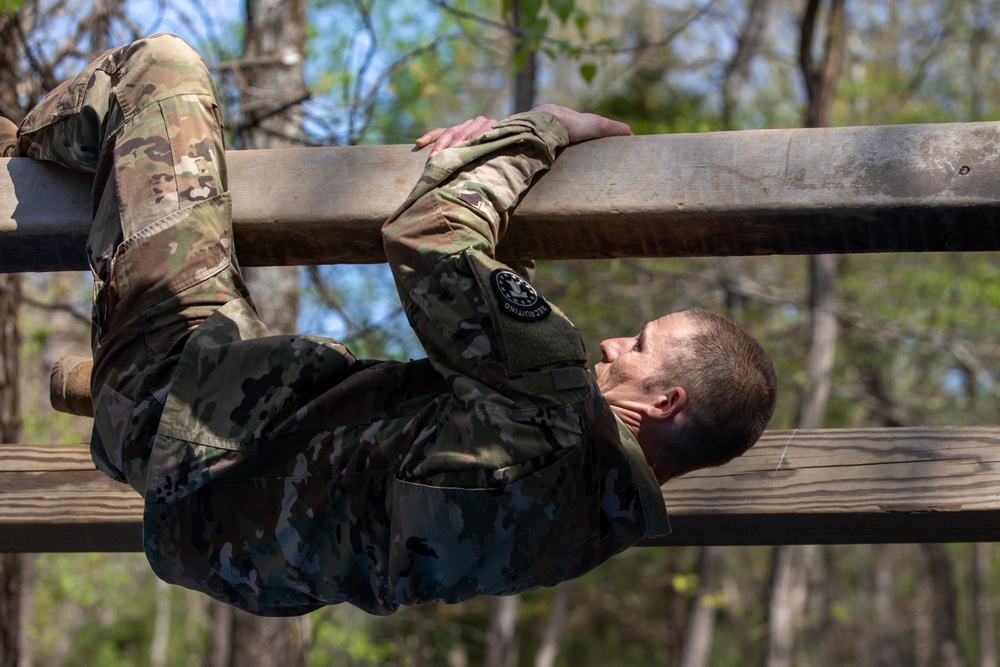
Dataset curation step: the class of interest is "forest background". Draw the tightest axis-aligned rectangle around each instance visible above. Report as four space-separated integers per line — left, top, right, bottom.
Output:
2 0 1000 665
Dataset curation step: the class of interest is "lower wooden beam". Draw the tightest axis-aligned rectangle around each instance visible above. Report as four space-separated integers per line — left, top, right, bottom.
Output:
4 426 1000 552
0 446 141 552
6 121 1000 273
655 425 1000 546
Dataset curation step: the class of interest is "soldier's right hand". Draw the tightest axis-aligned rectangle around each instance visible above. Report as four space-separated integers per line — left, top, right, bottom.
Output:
529 104 632 143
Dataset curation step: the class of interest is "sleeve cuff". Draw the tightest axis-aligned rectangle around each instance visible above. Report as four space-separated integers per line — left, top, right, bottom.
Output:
493 110 571 157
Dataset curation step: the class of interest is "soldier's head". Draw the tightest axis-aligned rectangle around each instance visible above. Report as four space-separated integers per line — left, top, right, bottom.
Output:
594 308 777 483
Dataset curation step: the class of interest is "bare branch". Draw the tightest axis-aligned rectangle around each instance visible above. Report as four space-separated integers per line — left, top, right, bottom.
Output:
231 92 310 140
305 266 391 357
0 282 89 325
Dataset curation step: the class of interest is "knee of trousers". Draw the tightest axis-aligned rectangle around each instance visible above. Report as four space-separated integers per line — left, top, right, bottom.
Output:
113 33 221 113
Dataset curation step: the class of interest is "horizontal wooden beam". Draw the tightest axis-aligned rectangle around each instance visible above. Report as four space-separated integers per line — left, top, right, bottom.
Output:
652 425 1000 546
5 121 1000 273
1 444 142 552
4 426 1000 552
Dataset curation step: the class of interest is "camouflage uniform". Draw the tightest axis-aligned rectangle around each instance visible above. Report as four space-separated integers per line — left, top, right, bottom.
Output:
18 34 670 616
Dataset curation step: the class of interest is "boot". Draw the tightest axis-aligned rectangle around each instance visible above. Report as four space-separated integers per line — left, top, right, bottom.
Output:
0 117 18 157
50 356 94 417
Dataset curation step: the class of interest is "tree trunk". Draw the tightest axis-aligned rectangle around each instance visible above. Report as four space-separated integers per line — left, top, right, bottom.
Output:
534 582 574 667
678 546 723 667
508 0 537 115
485 596 520 667
150 578 171 667
921 544 965 667
239 0 307 334
207 601 233 667
799 0 845 130
872 546 903 667
0 276 23 667
914 563 933 667
975 543 996 667
722 0 771 130
229 609 309 667
764 4 847 665
0 555 21 667
796 254 838 428
765 545 816 667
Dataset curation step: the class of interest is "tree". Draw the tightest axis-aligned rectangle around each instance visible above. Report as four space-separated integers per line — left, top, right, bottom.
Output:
721 0 772 130
677 546 723 667
0 8 25 666
765 2 845 665
0 276 23 667
236 0 306 335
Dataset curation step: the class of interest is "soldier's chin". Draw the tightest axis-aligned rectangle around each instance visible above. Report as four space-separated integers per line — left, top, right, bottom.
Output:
593 363 609 387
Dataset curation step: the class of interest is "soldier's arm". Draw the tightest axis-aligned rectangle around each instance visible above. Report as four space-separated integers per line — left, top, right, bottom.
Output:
381 106 628 401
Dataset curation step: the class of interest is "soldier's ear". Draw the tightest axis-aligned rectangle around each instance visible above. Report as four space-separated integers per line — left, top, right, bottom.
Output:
645 386 686 422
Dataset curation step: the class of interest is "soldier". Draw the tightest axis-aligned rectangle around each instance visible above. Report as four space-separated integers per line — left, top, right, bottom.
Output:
1 34 777 616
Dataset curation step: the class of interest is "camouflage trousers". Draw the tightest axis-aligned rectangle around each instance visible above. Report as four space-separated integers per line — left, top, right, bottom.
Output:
17 34 251 489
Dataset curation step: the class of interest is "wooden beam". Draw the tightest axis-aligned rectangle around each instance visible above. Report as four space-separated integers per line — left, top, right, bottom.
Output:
4 426 1000 552
0 444 141 552
5 121 1000 273
652 425 1000 546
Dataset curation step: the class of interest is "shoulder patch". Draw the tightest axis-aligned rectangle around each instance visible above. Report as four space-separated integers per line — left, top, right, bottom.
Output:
491 268 552 321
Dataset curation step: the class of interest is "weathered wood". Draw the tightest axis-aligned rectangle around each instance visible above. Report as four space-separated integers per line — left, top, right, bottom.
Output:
0 444 141 552
5 121 1000 273
4 426 1000 552
651 425 1000 546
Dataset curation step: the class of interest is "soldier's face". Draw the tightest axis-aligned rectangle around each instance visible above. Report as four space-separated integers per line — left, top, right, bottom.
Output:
594 312 694 403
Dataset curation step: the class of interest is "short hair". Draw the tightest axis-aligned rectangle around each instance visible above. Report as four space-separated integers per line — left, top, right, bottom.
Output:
644 308 777 475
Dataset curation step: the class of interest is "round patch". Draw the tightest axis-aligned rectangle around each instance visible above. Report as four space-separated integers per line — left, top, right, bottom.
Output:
491 268 552 321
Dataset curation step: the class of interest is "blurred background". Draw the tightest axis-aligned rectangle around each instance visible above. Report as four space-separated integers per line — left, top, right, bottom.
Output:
3 0 1000 665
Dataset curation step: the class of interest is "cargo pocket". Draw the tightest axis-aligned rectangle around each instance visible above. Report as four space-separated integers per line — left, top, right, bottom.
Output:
91 382 135 482
387 443 579 605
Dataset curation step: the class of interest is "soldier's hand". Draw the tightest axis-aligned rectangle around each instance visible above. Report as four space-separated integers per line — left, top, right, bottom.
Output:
415 105 630 158
415 116 498 158
530 104 632 143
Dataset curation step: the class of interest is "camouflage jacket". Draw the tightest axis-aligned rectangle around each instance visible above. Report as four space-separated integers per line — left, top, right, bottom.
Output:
143 111 670 616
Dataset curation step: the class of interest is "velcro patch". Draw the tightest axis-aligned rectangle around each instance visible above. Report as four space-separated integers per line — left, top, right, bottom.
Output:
491 268 551 321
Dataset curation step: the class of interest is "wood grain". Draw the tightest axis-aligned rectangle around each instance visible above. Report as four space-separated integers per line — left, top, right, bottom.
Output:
5 121 1000 272
0 445 142 551
653 426 1000 545
5 427 1000 551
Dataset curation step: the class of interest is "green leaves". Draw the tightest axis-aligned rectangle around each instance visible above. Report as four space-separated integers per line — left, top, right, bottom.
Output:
504 0 598 85
548 0 575 23
520 0 543 19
